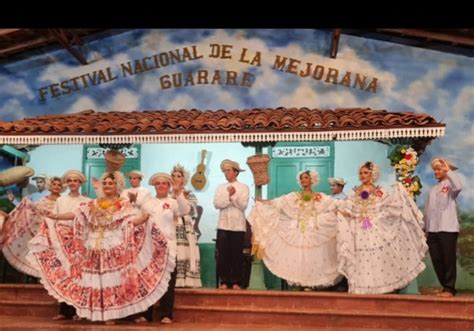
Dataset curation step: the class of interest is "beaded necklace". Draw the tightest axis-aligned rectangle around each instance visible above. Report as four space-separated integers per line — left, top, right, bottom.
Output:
296 191 321 233
90 196 123 249
353 185 382 230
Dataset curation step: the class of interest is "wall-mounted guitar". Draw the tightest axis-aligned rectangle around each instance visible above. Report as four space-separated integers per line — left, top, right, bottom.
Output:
191 149 207 190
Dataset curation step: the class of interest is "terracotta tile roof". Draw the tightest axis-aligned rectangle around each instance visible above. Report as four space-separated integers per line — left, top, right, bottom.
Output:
0 108 445 152
0 107 444 135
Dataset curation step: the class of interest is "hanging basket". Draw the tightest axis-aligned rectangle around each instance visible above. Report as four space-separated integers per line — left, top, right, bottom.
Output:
246 154 271 186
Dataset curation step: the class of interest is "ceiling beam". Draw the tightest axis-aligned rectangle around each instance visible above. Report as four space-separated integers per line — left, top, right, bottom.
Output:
376 29 474 47
47 29 88 65
330 29 342 58
0 29 22 37
0 35 54 57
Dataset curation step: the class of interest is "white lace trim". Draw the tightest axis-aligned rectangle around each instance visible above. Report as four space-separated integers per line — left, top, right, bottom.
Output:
0 127 445 144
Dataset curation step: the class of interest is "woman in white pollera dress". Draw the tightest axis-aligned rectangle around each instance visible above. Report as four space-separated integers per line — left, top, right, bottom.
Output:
336 161 427 294
248 170 342 288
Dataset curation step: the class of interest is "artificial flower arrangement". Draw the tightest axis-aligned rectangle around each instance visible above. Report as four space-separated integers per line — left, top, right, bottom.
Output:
388 145 422 198
98 197 122 211
301 192 322 202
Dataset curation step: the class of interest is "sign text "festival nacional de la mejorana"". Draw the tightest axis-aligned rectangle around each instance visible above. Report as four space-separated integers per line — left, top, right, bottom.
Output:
37 44 379 101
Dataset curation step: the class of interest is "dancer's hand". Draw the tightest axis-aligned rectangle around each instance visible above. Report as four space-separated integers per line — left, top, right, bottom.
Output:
6 191 14 202
439 160 450 173
227 186 236 197
172 180 184 197
128 192 137 203
133 214 149 225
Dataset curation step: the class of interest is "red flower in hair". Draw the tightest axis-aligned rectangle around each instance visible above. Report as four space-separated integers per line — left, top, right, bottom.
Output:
403 177 413 184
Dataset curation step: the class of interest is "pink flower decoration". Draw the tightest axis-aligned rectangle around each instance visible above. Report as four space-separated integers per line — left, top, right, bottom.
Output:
162 203 170 210
441 186 449 193
361 217 373 230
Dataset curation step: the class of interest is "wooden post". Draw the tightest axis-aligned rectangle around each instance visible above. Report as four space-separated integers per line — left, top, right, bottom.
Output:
255 145 263 199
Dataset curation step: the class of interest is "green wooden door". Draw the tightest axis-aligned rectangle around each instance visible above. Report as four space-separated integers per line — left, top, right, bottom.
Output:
82 145 142 198
268 142 334 198
264 141 335 289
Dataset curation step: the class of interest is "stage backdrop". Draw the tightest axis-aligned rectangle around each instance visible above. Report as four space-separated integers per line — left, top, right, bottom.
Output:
1 29 473 289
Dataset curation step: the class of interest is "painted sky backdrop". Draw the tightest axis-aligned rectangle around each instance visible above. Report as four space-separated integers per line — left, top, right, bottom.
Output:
0 29 473 210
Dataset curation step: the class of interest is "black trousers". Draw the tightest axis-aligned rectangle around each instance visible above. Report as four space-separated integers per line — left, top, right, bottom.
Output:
59 302 76 318
216 229 245 287
142 265 177 322
427 232 458 295
159 265 177 320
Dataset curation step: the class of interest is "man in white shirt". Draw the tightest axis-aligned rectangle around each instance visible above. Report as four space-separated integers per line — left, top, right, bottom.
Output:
424 158 463 298
121 170 150 209
139 172 190 324
328 176 348 292
213 159 249 290
48 170 90 320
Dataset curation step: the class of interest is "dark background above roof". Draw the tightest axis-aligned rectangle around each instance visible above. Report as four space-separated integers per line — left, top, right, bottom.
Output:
0 29 472 66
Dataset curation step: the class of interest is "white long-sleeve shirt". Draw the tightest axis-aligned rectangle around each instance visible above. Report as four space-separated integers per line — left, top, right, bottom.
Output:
332 192 347 200
54 194 90 214
424 170 463 233
213 180 249 232
141 192 190 242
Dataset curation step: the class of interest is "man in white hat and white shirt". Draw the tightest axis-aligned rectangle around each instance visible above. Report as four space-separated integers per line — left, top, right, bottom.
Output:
121 170 150 209
328 175 349 292
45 169 91 321
213 159 249 290
424 157 463 297
138 172 190 324
328 177 347 200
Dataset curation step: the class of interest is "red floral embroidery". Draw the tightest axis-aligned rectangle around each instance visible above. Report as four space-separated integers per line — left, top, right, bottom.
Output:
162 203 170 210
122 268 140 300
70 264 82 280
441 186 449 193
31 208 171 316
